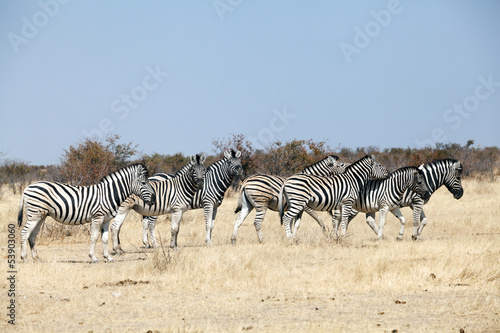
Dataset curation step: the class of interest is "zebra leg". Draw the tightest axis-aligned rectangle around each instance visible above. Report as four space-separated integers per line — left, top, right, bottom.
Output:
365 212 379 236
253 207 267 243
416 210 428 239
231 202 254 244
305 206 327 233
170 210 183 249
146 216 159 248
142 216 154 248
100 219 113 262
110 205 132 255
283 212 294 238
346 209 358 232
332 210 341 236
377 206 389 240
390 208 406 240
89 217 105 263
339 203 354 238
204 205 215 246
292 211 304 237
28 217 45 261
20 211 46 261
411 202 423 240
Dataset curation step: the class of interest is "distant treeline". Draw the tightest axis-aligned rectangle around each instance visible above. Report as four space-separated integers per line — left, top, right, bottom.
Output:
1 134 498 194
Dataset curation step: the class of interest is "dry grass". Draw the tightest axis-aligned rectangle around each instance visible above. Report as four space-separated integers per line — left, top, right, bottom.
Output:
1 179 499 332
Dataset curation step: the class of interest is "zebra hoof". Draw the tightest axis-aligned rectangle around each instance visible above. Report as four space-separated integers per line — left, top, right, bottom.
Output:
231 238 236 245
396 236 403 241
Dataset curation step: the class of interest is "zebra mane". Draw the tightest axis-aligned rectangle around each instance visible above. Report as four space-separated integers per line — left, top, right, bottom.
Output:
99 163 148 183
344 155 372 172
206 158 225 173
174 161 193 177
302 155 339 171
388 166 419 177
419 158 462 174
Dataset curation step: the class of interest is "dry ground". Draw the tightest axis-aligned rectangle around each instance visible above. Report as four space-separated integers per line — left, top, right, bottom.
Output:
1 178 499 332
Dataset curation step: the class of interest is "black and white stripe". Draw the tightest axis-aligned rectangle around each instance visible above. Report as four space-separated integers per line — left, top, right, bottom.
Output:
339 166 430 239
17 164 155 262
138 150 243 247
109 154 207 250
388 158 464 240
231 156 344 243
279 155 388 238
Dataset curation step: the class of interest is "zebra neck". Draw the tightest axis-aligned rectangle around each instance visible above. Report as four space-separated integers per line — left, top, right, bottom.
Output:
345 161 372 188
302 162 327 175
421 166 448 194
178 172 199 198
97 177 131 210
392 172 416 196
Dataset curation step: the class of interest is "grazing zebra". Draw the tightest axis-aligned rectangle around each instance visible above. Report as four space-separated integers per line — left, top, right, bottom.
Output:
337 166 431 239
279 155 388 238
231 156 347 244
17 164 155 262
387 158 464 240
109 154 207 251
137 150 243 247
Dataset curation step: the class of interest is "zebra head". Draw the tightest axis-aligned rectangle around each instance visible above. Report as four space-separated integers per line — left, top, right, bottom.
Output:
190 153 207 190
335 161 350 175
446 160 464 199
369 155 389 179
132 164 156 205
325 155 340 175
224 149 243 177
418 159 464 200
409 169 431 201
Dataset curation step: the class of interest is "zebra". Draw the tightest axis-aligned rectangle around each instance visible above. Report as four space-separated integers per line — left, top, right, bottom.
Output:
135 150 243 248
17 163 155 263
231 155 348 244
279 155 388 239
109 153 206 251
336 166 431 239
386 158 464 240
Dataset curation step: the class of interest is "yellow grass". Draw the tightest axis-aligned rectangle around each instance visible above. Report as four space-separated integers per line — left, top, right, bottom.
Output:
1 178 499 332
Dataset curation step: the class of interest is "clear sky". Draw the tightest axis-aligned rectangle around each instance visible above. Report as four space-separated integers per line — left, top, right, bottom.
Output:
1 0 499 166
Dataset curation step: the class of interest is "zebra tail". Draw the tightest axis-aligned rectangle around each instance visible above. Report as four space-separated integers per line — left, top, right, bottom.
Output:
17 193 24 227
278 186 285 225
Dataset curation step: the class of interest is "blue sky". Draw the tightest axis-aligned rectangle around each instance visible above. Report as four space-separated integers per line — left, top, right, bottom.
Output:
1 0 499 166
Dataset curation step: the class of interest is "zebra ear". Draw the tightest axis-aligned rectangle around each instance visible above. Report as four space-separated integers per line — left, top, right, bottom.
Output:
370 155 376 163
327 156 337 166
454 161 463 174
224 150 230 159
235 150 241 158
199 153 206 164
190 155 196 163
